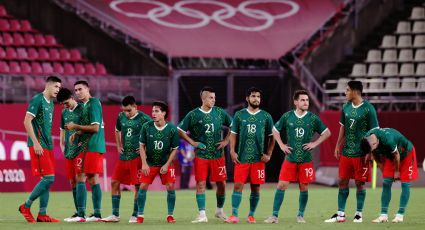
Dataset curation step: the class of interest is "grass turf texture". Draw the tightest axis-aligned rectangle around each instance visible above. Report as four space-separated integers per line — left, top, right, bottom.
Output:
1 185 424 229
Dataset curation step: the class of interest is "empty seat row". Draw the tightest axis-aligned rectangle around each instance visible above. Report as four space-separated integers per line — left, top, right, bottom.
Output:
328 77 425 91
0 19 34 32
380 34 425 48
0 47 82 61
395 21 425 34
351 63 425 77
0 33 58 47
366 48 425 63
0 61 107 75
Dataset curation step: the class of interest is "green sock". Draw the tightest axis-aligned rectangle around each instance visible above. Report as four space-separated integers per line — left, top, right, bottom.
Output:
91 184 102 217
248 192 260 216
39 185 51 215
231 191 242 217
132 199 138 217
25 176 54 208
216 194 225 208
381 178 393 214
272 189 285 217
167 190 176 215
337 187 349 212
298 191 308 217
356 189 366 212
76 182 87 217
196 193 206 211
72 187 78 213
137 190 147 216
398 182 410 215
112 195 121 216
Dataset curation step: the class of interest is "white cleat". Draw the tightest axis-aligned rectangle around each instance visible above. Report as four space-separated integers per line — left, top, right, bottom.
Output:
128 216 137 223
86 215 102 222
191 215 208 223
372 214 388 223
324 213 346 223
392 214 404 223
353 213 363 223
297 216 306 223
101 215 120 222
264 216 279 224
65 216 86 222
214 211 228 221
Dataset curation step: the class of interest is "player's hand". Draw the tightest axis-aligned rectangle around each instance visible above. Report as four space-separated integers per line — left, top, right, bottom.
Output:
142 164 150 176
303 142 317 151
64 122 76 130
117 147 123 154
394 171 400 181
334 149 340 160
280 144 292 155
230 151 241 164
160 164 169 174
34 142 44 156
195 142 206 150
60 144 65 153
261 154 271 163
69 133 78 144
216 139 229 150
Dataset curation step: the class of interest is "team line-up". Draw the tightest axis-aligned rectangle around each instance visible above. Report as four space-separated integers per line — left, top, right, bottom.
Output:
17 76 418 224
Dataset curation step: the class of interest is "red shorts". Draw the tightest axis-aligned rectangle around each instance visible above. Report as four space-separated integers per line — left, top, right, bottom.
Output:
139 165 176 185
75 152 104 174
65 158 76 180
112 158 142 185
29 147 55 176
279 161 315 184
382 147 418 182
194 156 227 182
339 155 371 182
234 162 265 185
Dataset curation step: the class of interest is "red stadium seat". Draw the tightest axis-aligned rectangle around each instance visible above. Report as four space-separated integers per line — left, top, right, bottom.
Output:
9 61 21 74
74 63 85 75
0 19 9 31
53 62 64 75
42 62 53 74
85 63 96 75
20 61 31 74
95 63 107 75
49 48 59 61
64 63 75 75
45 35 57 47
0 61 9 73
0 47 5 59
60 49 70 61
38 48 49 60
0 6 8 18
70 49 82 61
21 20 33 32
24 33 35 46
3 33 13 46
10 20 21 31
16 48 28 59
5 47 17 59
27 48 38 60
24 77 36 89
31 62 43 75
13 33 24 46
34 34 45 46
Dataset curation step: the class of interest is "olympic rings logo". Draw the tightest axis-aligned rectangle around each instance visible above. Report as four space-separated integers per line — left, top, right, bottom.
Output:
110 0 300 32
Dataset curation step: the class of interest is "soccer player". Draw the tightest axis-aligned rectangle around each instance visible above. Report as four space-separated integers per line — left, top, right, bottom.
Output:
102 96 152 223
178 86 232 223
57 88 83 221
136 101 179 224
65 80 106 222
325 80 379 223
225 87 275 224
360 128 418 223
264 90 331 224
19 76 62 223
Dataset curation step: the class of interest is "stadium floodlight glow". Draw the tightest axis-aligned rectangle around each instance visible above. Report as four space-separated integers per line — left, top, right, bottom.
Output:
109 0 300 32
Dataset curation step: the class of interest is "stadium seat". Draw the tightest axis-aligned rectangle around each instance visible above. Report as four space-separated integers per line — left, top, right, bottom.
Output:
410 7 425 20
415 63 425 76
400 77 416 90
85 63 96 75
380 35 396 48
45 35 57 47
70 49 82 61
20 61 31 74
27 48 38 60
24 33 35 46
412 21 425 34
31 62 43 75
34 34 46 46
95 63 107 75
38 48 50 60
398 49 413 62
74 63 85 75
350 63 366 77
53 62 64 75
0 5 8 18
16 48 28 59
0 47 5 59
385 78 400 90
13 33 24 46
382 49 397 62
399 63 415 76
59 49 70 61
365 49 381 63
418 78 425 90
355 78 368 89
21 20 33 32
0 19 9 31
367 63 382 77
413 35 425 48
395 21 411 34
0 61 9 73
368 78 385 90
34 78 46 90
10 20 21 31
397 35 412 48
64 63 75 75
42 62 53 74
336 78 350 90
9 61 21 74
382 63 398 76
2 33 13 46
414 49 425 62
5 47 17 59
24 77 36 89
49 48 59 60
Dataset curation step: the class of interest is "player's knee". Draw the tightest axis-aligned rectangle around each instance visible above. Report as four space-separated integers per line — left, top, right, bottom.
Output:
299 183 308 191
277 182 288 190
197 181 206 191
338 179 349 187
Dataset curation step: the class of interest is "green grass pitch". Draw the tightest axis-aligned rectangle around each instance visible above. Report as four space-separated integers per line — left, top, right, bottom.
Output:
1 185 424 229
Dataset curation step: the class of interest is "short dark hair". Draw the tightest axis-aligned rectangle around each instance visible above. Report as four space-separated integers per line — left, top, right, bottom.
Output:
348 80 363 94
360 138 371 156
152 101 169 119
293 90 309 100
74 80 89 87
46 76 61 83
122 96 136 107
200 86 215 96
57 88 72 103
246 87 262 97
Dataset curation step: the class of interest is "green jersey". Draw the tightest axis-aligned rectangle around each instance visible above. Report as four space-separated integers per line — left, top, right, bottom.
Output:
340 100 379 157
139 121 180 167
366 128 413 161
60 103 83 159
178 106 232 159
274 111 328 163
116 111 152 160
79 97 106 153
27 93 54 150
231 108 274 163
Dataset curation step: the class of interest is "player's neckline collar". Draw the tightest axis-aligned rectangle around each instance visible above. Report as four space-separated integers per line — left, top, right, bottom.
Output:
154 122 168 131
129 112 138 120
293 110 308 119
199 107 213 114
69 103 78 112
351 101 364 108
246 108 261 115
42 95 50 103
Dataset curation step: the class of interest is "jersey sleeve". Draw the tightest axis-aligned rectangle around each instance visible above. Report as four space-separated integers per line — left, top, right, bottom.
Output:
367 104 379 131
115 114 121 132
222 109 233 127
27 95 41 117
265 113 274 136
314 115 328 135
273 114 286 132
178 112 191 132
230 112 240 134
171 127 180 149
139 123 148 145
89 99 102 125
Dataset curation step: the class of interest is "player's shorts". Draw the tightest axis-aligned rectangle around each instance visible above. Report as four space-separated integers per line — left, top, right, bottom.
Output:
279 161 315 184
234 162 265 185
339 155 371 182
75 152 104 174
112 157 142 185
382 147 418 182
139 165 176 185
29 147 55 176
65 158 76 180
194 156 227 182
